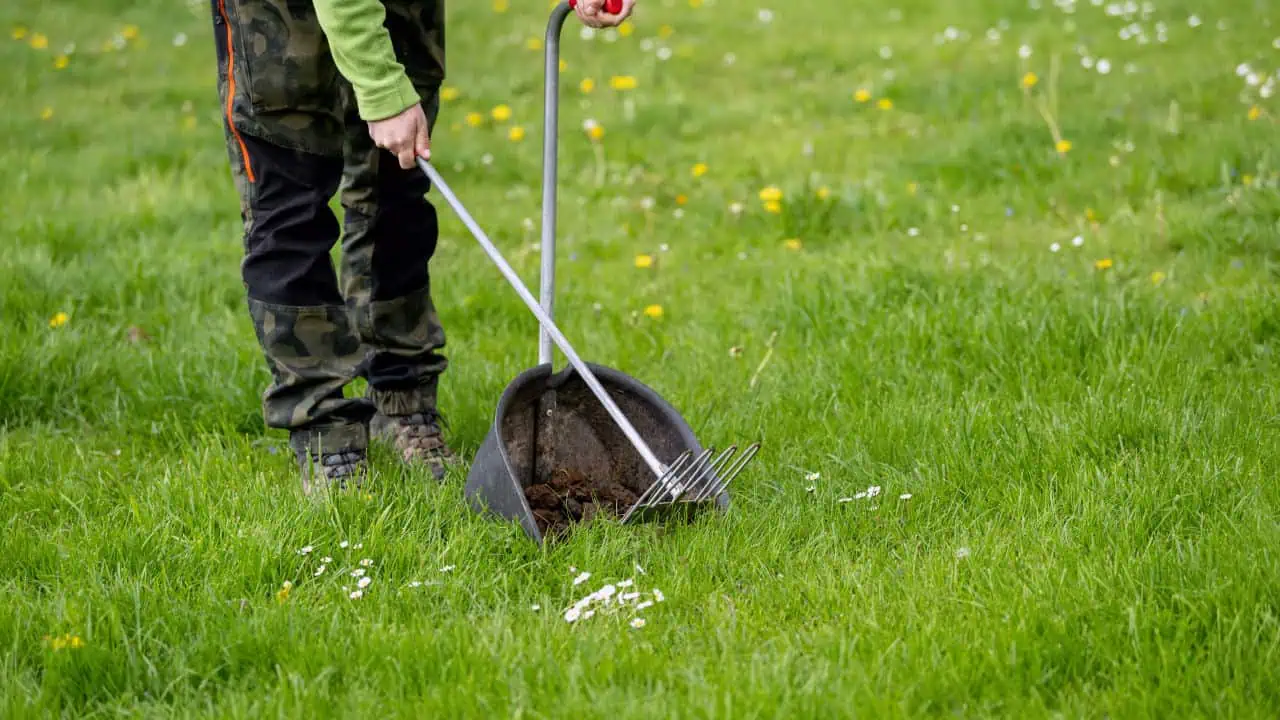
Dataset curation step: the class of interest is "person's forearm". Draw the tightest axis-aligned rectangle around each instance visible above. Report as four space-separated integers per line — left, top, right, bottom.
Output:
312 0 420 121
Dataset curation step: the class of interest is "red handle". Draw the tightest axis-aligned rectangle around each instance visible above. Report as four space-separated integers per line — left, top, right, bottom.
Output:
568 0 624 13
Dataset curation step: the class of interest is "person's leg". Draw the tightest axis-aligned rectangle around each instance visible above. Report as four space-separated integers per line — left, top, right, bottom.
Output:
340 91 447 417
212 0 373 493
337 0 456 480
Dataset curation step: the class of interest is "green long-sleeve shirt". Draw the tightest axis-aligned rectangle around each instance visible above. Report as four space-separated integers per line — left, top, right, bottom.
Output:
312 0 420 121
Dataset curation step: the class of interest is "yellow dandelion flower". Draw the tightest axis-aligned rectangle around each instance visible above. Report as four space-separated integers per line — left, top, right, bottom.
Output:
758 186 783 203
49 311 69 328
527 37 543 51
816 186 831 199
763 200 782 214
1243 174 1255 187
1150 271 1166 285
440 86 460 101
1021 71 1038 89
691 162 708 178
854 88 871 103
508 125 525 142
1248 106 1261 121
466 111 484 127
1056 139 1072 154
1094 258 1113 270
643 304 664 319
493 0 509 12
690 0 702 6
43 633 85 650
635 254 654 269
659 24 674 38
906 181 918 195
53 54 68 69
784 238 802 251
877 98 893 110
29 32 48 49
675 194 687 205
12 26 28 40
275 581 292 604
121 25 139 40
40 107 53 120
579 77 595 94
491 104 512 122
587 124 604 140
609 75 637 90
559 59 567 72
1085 207 1097 222
619 21 634 37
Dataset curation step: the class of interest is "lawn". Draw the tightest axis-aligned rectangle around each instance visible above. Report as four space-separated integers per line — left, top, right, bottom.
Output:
3 0 1280 716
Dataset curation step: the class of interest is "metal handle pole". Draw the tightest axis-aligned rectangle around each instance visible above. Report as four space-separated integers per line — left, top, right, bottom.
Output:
418 158 673 486
538 3 573 367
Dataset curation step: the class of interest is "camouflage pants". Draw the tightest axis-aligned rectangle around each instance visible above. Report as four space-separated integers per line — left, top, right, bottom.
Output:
212 0 448 456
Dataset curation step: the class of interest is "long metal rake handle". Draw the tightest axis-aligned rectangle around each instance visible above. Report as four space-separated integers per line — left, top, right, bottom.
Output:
540 0 625 365
417 159 678 496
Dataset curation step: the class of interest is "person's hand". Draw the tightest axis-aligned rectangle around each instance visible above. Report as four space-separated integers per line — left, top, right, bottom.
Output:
367 102 431 169
573 0 635 28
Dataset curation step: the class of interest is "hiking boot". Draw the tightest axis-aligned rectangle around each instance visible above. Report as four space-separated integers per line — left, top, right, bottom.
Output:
295 447 369 497
289 422 370 497
370 410 459 480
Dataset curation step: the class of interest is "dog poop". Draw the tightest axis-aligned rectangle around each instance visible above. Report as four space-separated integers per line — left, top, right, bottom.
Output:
523 467 639 537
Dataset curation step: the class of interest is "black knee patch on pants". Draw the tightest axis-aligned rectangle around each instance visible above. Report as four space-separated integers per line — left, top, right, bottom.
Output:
370 198 436 301
343 155 437 302
239 132 345 307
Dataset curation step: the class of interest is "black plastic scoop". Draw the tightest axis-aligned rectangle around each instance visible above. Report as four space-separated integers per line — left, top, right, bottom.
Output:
418 1 759 544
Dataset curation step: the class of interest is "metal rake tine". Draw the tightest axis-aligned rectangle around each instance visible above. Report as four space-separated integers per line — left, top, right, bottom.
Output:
660 445 720 505
696 442 760 502
665 443 737 504
661 447 714 502
620 449 698 523
688 448 742 504
677 445 739 504
693 442 760 502
649 448 699 504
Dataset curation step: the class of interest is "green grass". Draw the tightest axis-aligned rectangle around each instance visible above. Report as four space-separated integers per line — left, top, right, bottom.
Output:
3 0 1280 715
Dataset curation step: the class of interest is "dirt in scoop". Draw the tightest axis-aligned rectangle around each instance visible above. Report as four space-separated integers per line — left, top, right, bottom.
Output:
523 467 640 537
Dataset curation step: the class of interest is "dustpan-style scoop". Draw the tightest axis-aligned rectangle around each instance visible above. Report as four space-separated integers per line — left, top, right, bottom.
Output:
465 363 727 544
